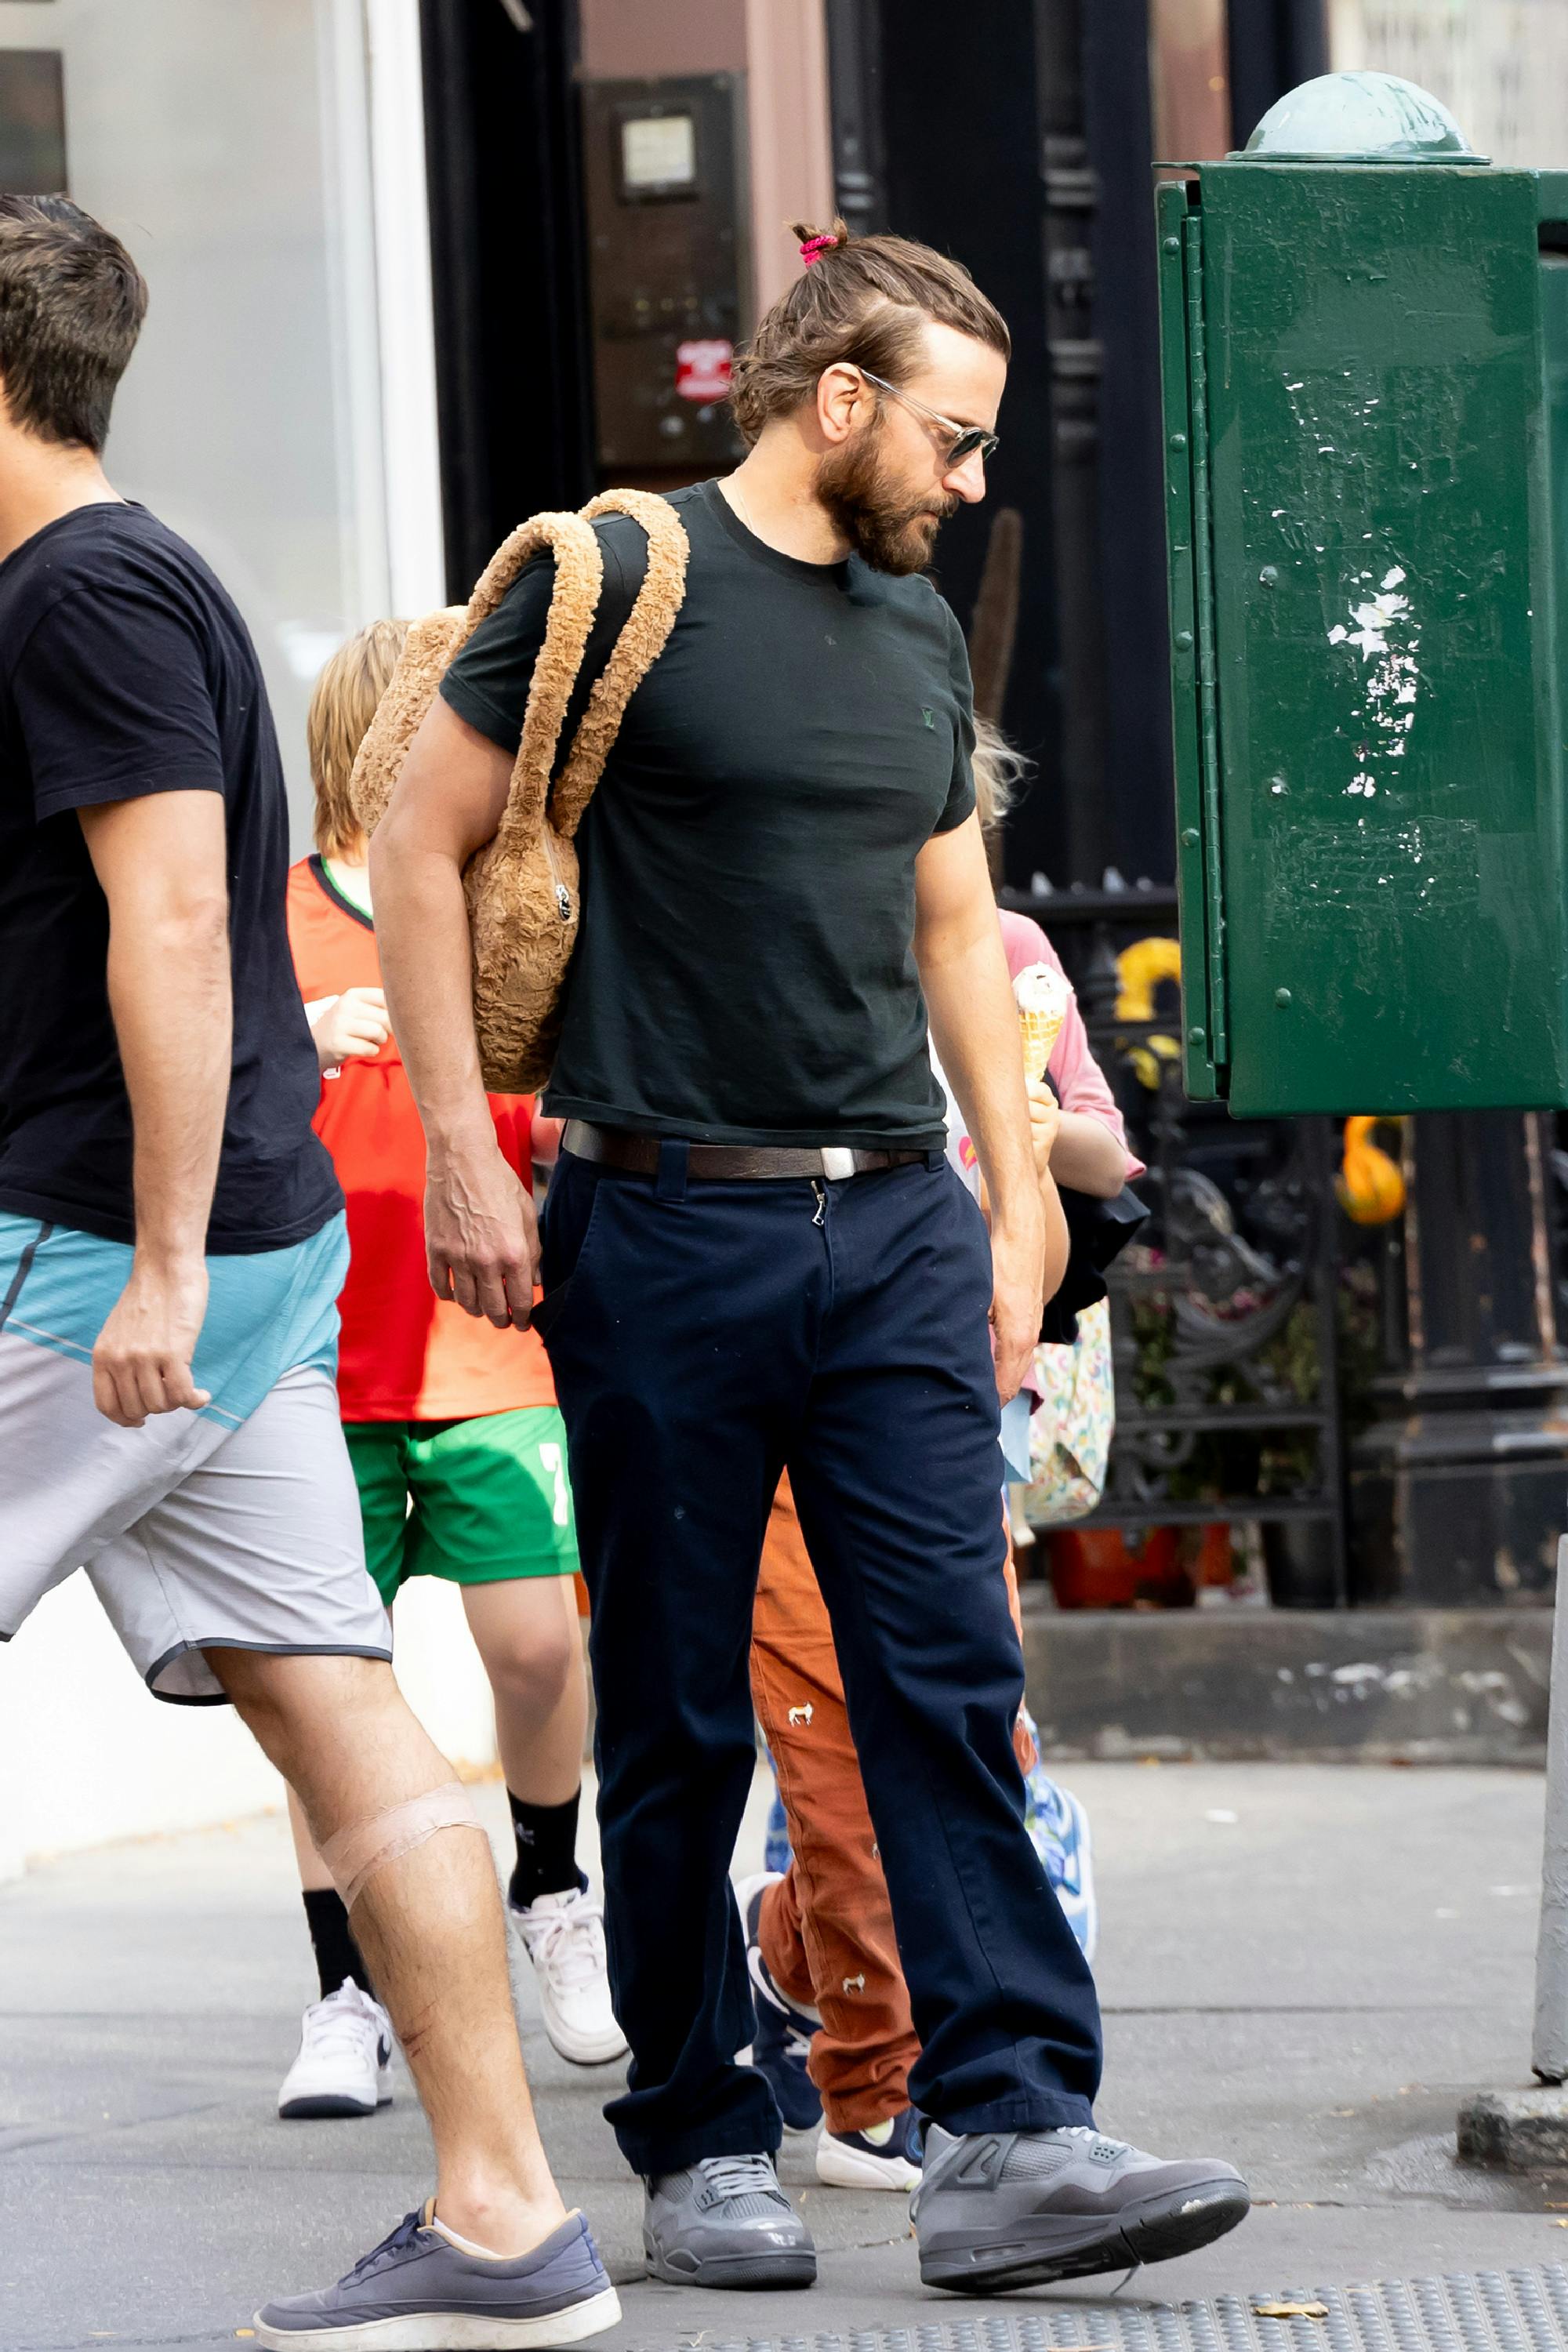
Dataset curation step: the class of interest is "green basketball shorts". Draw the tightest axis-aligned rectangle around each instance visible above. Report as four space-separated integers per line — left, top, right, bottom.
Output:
343 1406 579 1607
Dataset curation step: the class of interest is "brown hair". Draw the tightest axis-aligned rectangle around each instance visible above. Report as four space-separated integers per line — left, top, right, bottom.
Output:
307 619 411 858
729 218 1010 447
0 194 147 452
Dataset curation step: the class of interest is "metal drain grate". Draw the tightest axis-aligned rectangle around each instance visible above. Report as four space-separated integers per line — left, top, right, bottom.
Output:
666 2267 1568 2352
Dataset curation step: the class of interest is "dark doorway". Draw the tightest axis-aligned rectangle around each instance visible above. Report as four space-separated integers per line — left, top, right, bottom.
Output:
420 0 597 600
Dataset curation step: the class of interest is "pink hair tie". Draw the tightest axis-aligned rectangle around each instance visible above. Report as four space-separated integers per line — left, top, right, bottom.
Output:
800 234 839 267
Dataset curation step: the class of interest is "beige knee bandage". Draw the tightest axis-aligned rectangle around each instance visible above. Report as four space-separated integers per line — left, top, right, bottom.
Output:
321 1780 487 1909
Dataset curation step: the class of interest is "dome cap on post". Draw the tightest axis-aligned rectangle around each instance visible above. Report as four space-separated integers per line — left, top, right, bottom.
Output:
1235 70 1487 165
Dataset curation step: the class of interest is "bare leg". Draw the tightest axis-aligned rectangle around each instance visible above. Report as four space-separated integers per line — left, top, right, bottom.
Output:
461 1576 586 1808
215 1648 567 2254
288 1581 584 1895
287 1782 332 1892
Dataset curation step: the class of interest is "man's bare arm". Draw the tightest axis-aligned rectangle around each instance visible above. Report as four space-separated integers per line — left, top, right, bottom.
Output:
914 812 1044 1403
368 696 536 1328
78 791 230 1427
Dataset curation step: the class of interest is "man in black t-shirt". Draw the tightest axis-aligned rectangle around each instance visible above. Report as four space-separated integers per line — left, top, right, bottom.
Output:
375 223 1249 2296
0 197 618 2351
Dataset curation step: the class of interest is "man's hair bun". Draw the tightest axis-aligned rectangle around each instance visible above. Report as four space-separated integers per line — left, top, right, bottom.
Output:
792 218 851 267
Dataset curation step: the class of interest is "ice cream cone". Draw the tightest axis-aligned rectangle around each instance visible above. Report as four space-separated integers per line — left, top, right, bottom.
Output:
1014 962 1071 1081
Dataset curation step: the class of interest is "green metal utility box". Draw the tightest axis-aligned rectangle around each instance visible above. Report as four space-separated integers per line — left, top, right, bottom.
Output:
1157 71 1568 1116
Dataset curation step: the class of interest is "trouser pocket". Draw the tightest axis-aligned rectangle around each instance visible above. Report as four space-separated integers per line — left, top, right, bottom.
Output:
535 1155 607 1345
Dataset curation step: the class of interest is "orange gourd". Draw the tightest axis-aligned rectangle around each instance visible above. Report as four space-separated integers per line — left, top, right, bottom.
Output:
1337 1116 1406 1225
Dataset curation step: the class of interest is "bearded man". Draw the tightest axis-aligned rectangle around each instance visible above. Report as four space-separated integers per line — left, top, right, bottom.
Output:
370 222 1249 2298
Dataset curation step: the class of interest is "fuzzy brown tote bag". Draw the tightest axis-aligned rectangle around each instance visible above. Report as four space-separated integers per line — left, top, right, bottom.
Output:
349 489 688 1091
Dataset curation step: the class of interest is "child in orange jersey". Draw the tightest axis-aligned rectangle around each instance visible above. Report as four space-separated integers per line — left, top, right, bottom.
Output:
274 622 622 2121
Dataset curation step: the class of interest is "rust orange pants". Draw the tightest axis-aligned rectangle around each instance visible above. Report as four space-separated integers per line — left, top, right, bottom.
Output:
749 1469 1033 2134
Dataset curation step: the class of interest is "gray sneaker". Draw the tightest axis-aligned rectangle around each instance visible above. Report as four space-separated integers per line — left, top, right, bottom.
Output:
912 2123 1250 2292
252 2201 620 2349
644 2152 817 2289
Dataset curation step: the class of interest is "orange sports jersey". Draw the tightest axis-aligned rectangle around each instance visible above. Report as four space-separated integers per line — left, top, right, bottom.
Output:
285 855 557 1421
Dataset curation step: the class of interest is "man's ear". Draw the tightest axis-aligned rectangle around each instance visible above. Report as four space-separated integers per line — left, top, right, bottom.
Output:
815 362 870 448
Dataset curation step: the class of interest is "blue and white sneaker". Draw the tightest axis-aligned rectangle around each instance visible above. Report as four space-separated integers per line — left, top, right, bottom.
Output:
816 2103 924 2190
762 1756 793 1875
1021 1722 1098 1962
253 2201 619 2349
735 1870 823 2135
751 1996 823 2134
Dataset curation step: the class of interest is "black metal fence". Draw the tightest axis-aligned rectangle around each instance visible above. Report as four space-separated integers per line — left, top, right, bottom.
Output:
1009 885 1568 1613
1006 885 1349 1607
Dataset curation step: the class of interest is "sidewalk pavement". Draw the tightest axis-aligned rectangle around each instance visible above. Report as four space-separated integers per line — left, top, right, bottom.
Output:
4 1760 1566 2352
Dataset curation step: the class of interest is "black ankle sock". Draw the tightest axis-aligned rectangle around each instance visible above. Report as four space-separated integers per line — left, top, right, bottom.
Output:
303 1886 376 2005
507 1788 587 1911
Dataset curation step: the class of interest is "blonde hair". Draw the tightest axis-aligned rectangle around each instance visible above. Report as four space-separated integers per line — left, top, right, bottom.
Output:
972 714 1028 834
307 618 411 858
729 218 1010 448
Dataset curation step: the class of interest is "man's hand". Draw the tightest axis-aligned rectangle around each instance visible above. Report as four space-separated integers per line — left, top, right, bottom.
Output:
93 1254 212 1428
425 1139 539 1328
307 986 391 1073
989 1198 1046 1405
915 815 1048 1404
1025 1079 1061 1181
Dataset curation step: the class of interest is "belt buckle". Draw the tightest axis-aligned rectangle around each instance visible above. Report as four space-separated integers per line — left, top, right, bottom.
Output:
820 1146 857 1182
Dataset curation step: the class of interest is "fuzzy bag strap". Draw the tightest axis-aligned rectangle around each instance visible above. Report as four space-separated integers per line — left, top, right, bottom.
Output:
347 606 466 840
350 495 685 851
347 510 602 844
484 514 604 860
546 489 691 842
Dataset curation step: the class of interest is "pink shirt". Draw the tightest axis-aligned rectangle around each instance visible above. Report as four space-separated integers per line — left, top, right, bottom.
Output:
1000 911 1145 1180
936 911 1144 1196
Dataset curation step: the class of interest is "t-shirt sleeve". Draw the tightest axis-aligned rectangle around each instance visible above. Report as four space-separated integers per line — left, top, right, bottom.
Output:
1049 993 1144 1178
441 522 649 756
15 584 225 819
999 909 1143 1178
439 557 556 752
934 604 978 834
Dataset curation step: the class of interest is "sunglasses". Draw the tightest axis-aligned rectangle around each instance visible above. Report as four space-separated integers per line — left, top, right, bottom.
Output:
855 367 1000 467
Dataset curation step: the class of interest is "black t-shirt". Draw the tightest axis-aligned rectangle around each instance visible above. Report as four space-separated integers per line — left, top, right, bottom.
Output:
441 477 976 1149
0 503 339 1252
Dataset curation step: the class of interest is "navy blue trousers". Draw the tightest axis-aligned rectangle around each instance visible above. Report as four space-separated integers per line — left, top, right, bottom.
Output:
538 1145 1102 2175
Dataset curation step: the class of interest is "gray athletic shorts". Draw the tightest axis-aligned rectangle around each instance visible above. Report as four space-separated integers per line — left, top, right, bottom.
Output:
0 1213 392 1704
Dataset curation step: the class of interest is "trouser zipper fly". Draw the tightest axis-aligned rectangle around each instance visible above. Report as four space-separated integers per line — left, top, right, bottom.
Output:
811 1181 826 1228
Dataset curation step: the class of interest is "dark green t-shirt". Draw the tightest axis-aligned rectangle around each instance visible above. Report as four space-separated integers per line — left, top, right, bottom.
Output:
440 476 976 1149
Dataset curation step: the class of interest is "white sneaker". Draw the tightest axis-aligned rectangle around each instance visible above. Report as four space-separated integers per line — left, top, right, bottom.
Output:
277 1980 393 2119
511 1885 628 2066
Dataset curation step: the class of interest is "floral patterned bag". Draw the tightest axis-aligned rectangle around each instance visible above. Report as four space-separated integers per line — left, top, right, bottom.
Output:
1027 1297 1115 1526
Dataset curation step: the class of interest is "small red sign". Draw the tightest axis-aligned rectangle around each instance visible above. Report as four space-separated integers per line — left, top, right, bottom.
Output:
675 338 733 402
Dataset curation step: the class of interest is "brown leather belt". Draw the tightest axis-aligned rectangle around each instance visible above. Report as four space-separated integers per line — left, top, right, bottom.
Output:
561 1120 928 1182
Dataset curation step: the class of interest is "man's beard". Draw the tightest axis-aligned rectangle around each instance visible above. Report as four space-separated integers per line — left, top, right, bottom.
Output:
818 419 960 575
